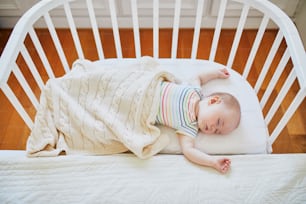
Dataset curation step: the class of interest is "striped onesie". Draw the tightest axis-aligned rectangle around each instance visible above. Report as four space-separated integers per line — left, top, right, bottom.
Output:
155 81 202 138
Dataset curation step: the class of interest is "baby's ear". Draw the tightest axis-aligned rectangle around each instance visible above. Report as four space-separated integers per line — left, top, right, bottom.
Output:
208 95 221 105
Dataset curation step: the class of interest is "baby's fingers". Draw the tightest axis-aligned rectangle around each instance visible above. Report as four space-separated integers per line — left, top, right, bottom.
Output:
220 165 230 174
219 68 230 78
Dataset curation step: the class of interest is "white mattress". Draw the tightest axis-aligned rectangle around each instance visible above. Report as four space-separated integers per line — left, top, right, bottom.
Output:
94 58 270 154
0 151 305 203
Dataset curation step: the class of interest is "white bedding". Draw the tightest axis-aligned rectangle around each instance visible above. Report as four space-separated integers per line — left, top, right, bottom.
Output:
0 151 305 203
27 57 270 157
95 58 270 154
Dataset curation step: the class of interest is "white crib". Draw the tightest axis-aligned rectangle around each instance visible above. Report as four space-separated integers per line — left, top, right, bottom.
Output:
0 0 305 203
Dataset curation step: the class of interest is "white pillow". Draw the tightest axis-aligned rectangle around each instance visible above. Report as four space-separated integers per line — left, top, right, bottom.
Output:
94 58 271 155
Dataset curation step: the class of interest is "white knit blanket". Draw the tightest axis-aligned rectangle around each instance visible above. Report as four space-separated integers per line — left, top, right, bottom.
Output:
26 58 175 158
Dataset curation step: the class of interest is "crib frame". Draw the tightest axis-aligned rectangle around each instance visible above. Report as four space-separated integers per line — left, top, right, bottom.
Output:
0 0 305 149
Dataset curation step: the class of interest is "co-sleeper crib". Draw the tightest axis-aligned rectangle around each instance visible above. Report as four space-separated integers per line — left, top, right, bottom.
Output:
0 0 305 203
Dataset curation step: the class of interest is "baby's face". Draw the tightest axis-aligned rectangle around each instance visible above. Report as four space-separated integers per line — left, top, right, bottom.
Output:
197 99 240 135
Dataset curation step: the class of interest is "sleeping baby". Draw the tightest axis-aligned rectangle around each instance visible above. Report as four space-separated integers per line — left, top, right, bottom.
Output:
27 59 240 174
155 68 241 174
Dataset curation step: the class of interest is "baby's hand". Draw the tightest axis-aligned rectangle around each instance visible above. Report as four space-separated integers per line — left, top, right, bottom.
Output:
213 157 231 174
218 68 230 79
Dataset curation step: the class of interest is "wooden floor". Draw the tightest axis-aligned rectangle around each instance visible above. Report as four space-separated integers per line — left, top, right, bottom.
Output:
0 28 305 153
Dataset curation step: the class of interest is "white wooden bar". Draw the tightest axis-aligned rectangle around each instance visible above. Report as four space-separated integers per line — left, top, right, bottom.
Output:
209 0 227 61
254 30 283 93
227 4 250 68
243 15 269 79
86 0 104 60
1 84 34 129
12 63 39 110
260 49 290 108
265 69 296 125
191 0 205 59
131 0 141 58
153 0 159 58
20 44 44 90
171 0 181 59
29 27 55 79
269 89 305 144
44 13 70 73
109 0 122 58
64 2 84 59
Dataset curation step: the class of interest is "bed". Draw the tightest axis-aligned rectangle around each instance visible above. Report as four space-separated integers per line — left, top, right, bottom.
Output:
0 0 305 203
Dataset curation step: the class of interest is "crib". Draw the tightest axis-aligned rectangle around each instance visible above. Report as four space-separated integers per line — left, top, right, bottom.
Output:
0 0 305 203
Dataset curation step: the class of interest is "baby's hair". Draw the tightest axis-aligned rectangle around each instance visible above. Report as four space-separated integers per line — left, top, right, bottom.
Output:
209 92 241 128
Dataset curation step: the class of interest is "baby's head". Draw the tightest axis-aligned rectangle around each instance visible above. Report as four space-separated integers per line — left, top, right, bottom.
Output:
197 92 241 135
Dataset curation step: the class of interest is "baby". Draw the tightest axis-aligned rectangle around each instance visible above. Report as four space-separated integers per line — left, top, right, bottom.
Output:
156 68 241 174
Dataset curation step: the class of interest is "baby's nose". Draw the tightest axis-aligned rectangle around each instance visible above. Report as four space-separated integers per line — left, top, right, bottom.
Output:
207 125 215 134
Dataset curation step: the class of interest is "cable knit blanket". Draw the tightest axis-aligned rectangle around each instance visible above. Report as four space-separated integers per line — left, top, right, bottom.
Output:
26 58 175 158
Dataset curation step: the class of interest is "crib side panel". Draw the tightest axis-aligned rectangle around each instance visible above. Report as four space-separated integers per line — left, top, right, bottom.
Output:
0 0 73 132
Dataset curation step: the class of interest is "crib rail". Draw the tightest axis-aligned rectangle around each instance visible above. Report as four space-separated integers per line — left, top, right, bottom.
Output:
0 0 305 148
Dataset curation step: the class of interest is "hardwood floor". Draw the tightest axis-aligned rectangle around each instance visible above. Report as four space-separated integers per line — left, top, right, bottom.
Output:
0 28 305 153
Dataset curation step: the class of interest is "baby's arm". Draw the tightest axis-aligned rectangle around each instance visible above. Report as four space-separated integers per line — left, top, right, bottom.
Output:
190 68 230 87
177 134 231 174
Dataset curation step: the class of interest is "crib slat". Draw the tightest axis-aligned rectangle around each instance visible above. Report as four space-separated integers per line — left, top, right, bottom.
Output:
265 69 296 125
109 0 122 58
44 13 70 73
171 0 181 59
191 0 205 59
64 2 84 59
131 0 141 58
254 30 283 93
210 0 227 61
29 27 55 79
1 84 34 129
12 63 39 110
86 0 104 60
227 4 250 68
20 44 44 90
153 0 159 58
269 89 305 144
260 49 290 108
243 15 269 79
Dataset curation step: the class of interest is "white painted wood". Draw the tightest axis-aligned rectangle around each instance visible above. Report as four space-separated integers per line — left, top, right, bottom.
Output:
227 4 250 68
44 12 70 73
269 89 306 144
12 63 39 110
260 49 290 108
209 0 227 61
109 0 122 58
20 44 44 90
265 69 296 125
242 15 269 79
1 84 34 129
191 0 205 59
131 0 141 58
29 27 55 79
254 30 283 93
171 0 181 59
86 0 105 59
0 0 301 29
153 0 159 58
64 2 84 59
